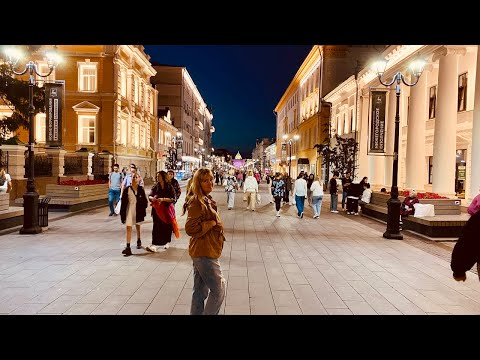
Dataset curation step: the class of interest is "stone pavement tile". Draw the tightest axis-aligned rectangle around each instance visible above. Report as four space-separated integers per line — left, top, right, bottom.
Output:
296 296 328 315
440 305 479 315
326 308 354 315
418 290 459 306
63 303 98 315
246 248 262 262
0 302 22 314
248 282 272 298
272 290 298 307
338 269 364 282
386 281 449 314
227 276 249 290
141 274 169 289
348 280 379 295
101 275 129 289
145 296 179 314
296 258 316 269
359 292 402 315
344 300 378 315
333 286 364 302
171 304 190 315
77 286 116 304
267 276 291 291
276 305 302 315
315 290 348 309
27 287 69 304
358 273 393 290
228 267 248 277
285 272 309 285
2 269 41 282
226 289 250 307
374 287 426 315
91 295 130 315
117 303 149 315
128 286 161 304
282 263 301 273
225 306 251 315
176 288 192 305
38 295 81 314
426 312 450 315
459 289 480 304
251 303 277 315
9 302 47 315
302 269 335 293
167 266 192 282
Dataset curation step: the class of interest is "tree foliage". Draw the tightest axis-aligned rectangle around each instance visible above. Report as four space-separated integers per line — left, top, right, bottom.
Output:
315 135 359 178
0 45 46 144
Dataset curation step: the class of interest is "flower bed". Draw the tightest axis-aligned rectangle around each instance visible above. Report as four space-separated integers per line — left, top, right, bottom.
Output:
59 179 108 186
384 190 448 199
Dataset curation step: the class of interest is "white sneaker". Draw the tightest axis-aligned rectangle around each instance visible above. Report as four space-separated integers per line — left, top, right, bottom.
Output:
332 210 339 213
164 243 170 249
276 211 280 217
146 245 157 253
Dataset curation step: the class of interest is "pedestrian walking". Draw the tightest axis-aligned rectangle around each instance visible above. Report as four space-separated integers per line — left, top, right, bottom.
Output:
329 171 339 213
243 170 259 211
271 172 285 217
120 173 148 256
451 210 480 282
307 173 314 206
167 169 181 202
224 170 238 210
341 172 352 211
108 163 123 216
293 174 307 218
146 170 177 252
183 168 226 315
121 163 144 196
467 186 480 216
310 175 324 219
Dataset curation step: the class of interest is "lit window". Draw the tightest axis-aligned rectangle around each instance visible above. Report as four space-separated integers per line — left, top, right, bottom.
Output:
78 115 96 144
134 77 139 105
35 113 46 143
143 126 147 149
458 73 467 112
150 91 154 114
133 123 140 147
36 62 55 88
429 86 436 119
120 117 127 145
120 69 127 98
78 62 97 92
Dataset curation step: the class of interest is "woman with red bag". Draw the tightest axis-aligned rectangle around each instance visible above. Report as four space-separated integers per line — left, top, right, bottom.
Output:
146 171 178 252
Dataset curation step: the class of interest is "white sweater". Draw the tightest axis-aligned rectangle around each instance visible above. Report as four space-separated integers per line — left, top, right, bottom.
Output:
294 178 308 197
243 176 258 193
310 181 324 197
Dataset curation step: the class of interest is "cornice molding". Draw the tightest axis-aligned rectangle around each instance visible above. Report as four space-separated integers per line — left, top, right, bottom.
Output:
432 46 467 62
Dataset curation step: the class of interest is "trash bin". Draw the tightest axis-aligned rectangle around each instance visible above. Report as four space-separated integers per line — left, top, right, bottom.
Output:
38 197 51 227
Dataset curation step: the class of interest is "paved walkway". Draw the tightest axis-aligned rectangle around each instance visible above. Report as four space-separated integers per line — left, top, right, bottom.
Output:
0 183 479 315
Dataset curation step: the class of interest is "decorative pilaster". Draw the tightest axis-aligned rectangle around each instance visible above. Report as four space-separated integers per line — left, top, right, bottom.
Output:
0 144 26 180
469 46 480 203
45 147 67 178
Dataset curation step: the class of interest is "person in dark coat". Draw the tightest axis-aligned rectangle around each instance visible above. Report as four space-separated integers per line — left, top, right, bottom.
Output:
451 210 480 282
146 170 176 252
120 174 148 256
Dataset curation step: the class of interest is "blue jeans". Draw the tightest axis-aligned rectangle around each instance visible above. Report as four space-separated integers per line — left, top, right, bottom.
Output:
330 193 338 211
342 191 348 209
108 189 120 214
312 196 323 217
295 195 305 216
191 256 226 315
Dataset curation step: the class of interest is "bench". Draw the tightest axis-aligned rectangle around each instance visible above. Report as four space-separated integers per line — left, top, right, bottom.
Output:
362 192 468 238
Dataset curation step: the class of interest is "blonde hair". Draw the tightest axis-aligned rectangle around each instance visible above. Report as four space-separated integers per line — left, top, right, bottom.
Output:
0 167 5 178
248 170 253 176
315 175 322 183
182 168 214 216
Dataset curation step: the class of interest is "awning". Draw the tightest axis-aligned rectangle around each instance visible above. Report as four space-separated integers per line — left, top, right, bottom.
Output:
297 158 310 165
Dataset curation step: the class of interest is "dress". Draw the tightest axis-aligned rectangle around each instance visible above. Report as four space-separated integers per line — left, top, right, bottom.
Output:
150 183 176 246
125 187 138 226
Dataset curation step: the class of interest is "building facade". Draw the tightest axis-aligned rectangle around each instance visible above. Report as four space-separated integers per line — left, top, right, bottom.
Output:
157 108 179 171
323 45 480 204
274 45 379 181
251 137 274 173
151 65 214 172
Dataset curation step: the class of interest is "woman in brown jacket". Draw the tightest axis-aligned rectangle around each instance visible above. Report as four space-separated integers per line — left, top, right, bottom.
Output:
183 168 226 315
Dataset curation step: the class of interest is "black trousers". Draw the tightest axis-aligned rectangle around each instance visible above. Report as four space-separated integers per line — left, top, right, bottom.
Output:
346 197 359 213
274 196 282 211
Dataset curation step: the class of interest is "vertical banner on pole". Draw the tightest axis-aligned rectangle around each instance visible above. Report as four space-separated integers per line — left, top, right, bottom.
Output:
45 81 65 147
369 90 387 153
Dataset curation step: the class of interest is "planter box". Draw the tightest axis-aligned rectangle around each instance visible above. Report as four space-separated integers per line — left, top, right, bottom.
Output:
46 184 109 198
371 192 460 215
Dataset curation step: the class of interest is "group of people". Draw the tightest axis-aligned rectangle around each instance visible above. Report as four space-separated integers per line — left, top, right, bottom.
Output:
328 171 372 216
222 169 259 211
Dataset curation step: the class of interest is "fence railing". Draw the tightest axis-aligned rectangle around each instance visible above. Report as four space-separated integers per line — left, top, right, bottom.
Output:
64 156 83 175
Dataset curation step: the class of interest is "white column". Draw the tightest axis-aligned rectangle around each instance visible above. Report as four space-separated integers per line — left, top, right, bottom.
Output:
432 46 466 197
373 154 384 188
470 46 480 202
358 91 370 181
384 89 396 187
0 144 26 180
405 65 430 191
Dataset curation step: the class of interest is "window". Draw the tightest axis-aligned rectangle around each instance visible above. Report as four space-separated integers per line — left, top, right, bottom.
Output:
429 86 436 119
458 73 467 112
35 113 46 142
120 117 127 145
133 123 140 147
120 69 127 98
36 62 55 88
142 126 147 149
78 62 97 92
428 156 433 184
350 108 355 132
134 77 139 105
78 115 96 144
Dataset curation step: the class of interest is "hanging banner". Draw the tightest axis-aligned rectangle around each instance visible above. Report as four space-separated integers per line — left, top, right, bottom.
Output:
369 90 386 153
45 81 65 147
281 143 287 162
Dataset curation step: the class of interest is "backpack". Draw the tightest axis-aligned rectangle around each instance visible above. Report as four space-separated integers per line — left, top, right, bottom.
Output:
0 175 6 187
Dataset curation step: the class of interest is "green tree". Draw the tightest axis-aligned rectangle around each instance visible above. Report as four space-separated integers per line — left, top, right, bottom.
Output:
315 135 359 178
0 46 46 144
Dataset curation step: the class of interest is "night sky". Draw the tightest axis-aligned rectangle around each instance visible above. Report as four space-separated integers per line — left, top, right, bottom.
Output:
144 45 312 158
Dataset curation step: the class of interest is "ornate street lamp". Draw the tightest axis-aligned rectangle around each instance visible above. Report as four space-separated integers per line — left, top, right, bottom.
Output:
3 46 60 234
372 57 425 240
282 134 300 179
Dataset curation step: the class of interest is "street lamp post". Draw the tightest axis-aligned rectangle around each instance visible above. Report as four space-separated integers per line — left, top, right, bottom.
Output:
3 46 59 234
373 58 425 240
282 134 300 179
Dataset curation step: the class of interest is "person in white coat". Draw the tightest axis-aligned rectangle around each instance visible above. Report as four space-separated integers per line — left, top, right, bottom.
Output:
293 174 308 218
243 170 258 211
310 175 324 219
